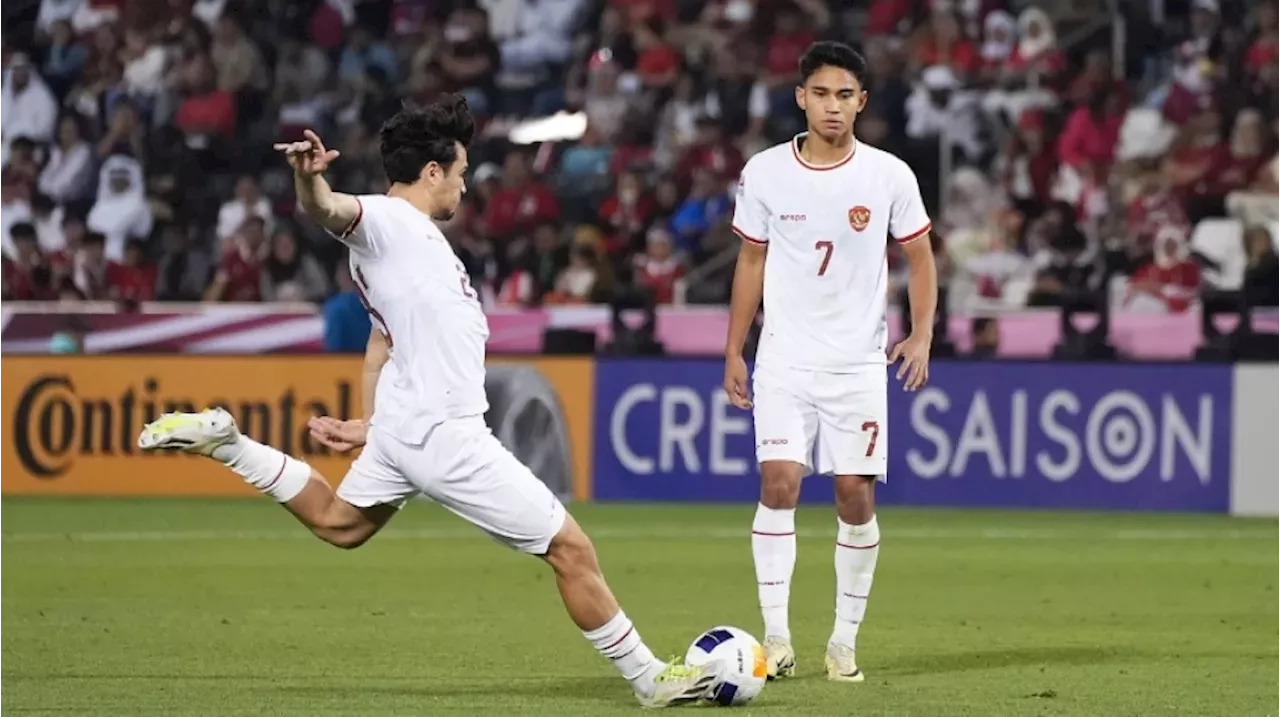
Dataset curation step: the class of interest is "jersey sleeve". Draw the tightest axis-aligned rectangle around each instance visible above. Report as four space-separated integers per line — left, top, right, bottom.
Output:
332 194 387 256
889 164 932 245
731 160 769 245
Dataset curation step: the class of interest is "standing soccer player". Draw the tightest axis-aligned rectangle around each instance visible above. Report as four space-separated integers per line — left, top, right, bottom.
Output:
722 42 938 682
137 95 719 709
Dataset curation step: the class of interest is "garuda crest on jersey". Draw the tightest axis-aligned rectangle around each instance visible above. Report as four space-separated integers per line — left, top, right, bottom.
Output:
848 205 871 232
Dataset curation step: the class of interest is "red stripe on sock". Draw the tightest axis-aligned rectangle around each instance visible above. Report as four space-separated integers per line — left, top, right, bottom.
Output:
752 530 796 536
260 456 288 492
612 643 640 661
603 626 634 651
836 541 879 550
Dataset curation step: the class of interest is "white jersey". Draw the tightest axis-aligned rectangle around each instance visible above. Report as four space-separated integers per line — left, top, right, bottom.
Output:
732 134 932 373
338 194 489 444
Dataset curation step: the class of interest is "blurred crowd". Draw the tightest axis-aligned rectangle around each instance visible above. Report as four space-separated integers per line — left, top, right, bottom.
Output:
1 0 1277 320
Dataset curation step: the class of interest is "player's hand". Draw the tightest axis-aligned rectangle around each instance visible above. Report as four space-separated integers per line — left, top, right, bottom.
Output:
273 129 339 177
723 354 752 409
307 416 366 453
889 333 931 392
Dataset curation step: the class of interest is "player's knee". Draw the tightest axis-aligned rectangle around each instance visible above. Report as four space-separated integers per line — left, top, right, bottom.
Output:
759 463 802 509
543 517 600 577
834 476 876 524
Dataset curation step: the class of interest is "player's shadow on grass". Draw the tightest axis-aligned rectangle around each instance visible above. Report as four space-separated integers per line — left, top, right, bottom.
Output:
280 677 792 710
885 646 1136 676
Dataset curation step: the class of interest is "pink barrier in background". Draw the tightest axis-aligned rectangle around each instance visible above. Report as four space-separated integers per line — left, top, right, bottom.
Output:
2 303 1275 359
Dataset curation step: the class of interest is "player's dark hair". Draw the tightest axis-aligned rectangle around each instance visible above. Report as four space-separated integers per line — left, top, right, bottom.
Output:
798 41 867 86
379 93 476 185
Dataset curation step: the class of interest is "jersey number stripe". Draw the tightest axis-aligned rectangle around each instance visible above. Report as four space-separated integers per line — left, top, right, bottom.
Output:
861 420 880 457
353 265 394 347
815 240 834 276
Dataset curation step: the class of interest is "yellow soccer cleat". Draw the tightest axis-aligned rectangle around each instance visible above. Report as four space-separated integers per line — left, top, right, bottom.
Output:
636 659 721 709
763 636 796 679
825 642 865 683
137 408 240 456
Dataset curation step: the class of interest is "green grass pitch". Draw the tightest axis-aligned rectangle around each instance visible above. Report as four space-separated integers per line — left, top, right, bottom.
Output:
2 499 1276 716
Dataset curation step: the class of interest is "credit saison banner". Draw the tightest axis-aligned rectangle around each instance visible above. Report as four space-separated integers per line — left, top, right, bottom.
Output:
1 356 594 501
591 360 1234 512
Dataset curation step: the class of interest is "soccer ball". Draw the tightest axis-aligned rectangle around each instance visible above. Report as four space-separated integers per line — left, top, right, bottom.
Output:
684 626 768 706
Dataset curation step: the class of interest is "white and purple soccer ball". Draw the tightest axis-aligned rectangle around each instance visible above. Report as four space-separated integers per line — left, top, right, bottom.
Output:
684 626 768 706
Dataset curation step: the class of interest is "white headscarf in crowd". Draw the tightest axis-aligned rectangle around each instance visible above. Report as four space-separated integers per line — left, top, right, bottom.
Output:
87 155 153 261
982 11 1017 62
1016 7 1057 60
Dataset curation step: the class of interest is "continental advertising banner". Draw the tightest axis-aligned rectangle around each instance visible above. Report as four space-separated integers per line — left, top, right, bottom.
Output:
1 356 594 501
592 360 1234 512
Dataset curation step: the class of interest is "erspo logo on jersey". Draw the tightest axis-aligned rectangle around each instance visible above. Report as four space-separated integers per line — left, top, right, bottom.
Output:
2 356 595 499
590 359 1233 511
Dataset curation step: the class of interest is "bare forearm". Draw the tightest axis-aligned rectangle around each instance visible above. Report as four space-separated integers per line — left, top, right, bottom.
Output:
725 246 766 357
906 248 938 338
361 331 390 422
294 171 361 235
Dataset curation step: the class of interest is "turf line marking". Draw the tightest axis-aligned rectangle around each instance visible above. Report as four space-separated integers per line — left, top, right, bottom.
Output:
1 527 1271 544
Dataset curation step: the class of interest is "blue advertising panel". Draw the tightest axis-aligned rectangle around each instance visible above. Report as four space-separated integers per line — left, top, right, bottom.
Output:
592 360 1233 512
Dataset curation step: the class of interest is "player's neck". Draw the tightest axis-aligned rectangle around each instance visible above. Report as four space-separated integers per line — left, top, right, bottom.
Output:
799 131 855 166
387 184 441 220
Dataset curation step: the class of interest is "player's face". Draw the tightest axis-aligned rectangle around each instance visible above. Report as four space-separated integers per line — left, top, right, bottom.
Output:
796 65 866 142
426 142 469 221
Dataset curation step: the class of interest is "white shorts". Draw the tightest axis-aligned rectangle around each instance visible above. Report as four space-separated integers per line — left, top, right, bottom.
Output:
336 415 567 554
752 363 888 479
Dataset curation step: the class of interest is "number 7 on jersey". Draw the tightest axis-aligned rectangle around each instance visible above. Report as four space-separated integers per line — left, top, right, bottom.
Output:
815 240 834 276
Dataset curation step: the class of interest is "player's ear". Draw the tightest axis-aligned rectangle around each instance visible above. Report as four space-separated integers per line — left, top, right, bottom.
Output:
857 90 868 113
794 85 806 111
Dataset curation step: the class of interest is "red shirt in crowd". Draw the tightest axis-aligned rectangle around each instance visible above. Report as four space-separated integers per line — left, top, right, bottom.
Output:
1127 260 1201 313
483 182 560 239
175 90 237 137
1207 148 1269 196
766 31 816 77
1126 190 1191 253
915 36 979 77
675 142 744 187
599 193 656 242
106 262 157 302
216 247 263 301
1245 35 1278 74
2 257 51 300
1057 106 1123 169
634 257 685 304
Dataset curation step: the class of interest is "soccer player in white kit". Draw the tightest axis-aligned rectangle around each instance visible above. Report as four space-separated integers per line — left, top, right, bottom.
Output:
722 42 938 683
136 95 719 709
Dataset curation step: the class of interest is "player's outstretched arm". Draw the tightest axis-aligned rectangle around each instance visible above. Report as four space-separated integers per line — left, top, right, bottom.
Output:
724 239 767 409
274 129 362 236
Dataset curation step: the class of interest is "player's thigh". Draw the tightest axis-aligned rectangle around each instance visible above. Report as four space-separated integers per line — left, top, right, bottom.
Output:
410 417 567 555
335 427 418 511
814 370 888 479
752 365 819 472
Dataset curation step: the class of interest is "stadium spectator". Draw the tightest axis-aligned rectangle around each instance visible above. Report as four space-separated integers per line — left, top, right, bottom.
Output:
38 114 94 203
41 19 87 97
154 223 211 302
483 151 559 240
106 238 158 303
72 230 111 299
87 155 152 262
217 175 273 241
2 54 58 157
905 65 985 162
633 226 685 304
1242 225 1279 306
205 216 266 302
322 260 372 353
1124 226 1201 313
260 226 328 303
2 223 53 300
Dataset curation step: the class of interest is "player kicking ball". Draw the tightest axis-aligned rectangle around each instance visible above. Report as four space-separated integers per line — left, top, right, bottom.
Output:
723 42 938 683
137 95 718 709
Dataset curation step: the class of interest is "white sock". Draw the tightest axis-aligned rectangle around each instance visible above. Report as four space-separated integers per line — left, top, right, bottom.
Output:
832 515 880 650
583 610 663 696
752 503 796 642
210 436 311 503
